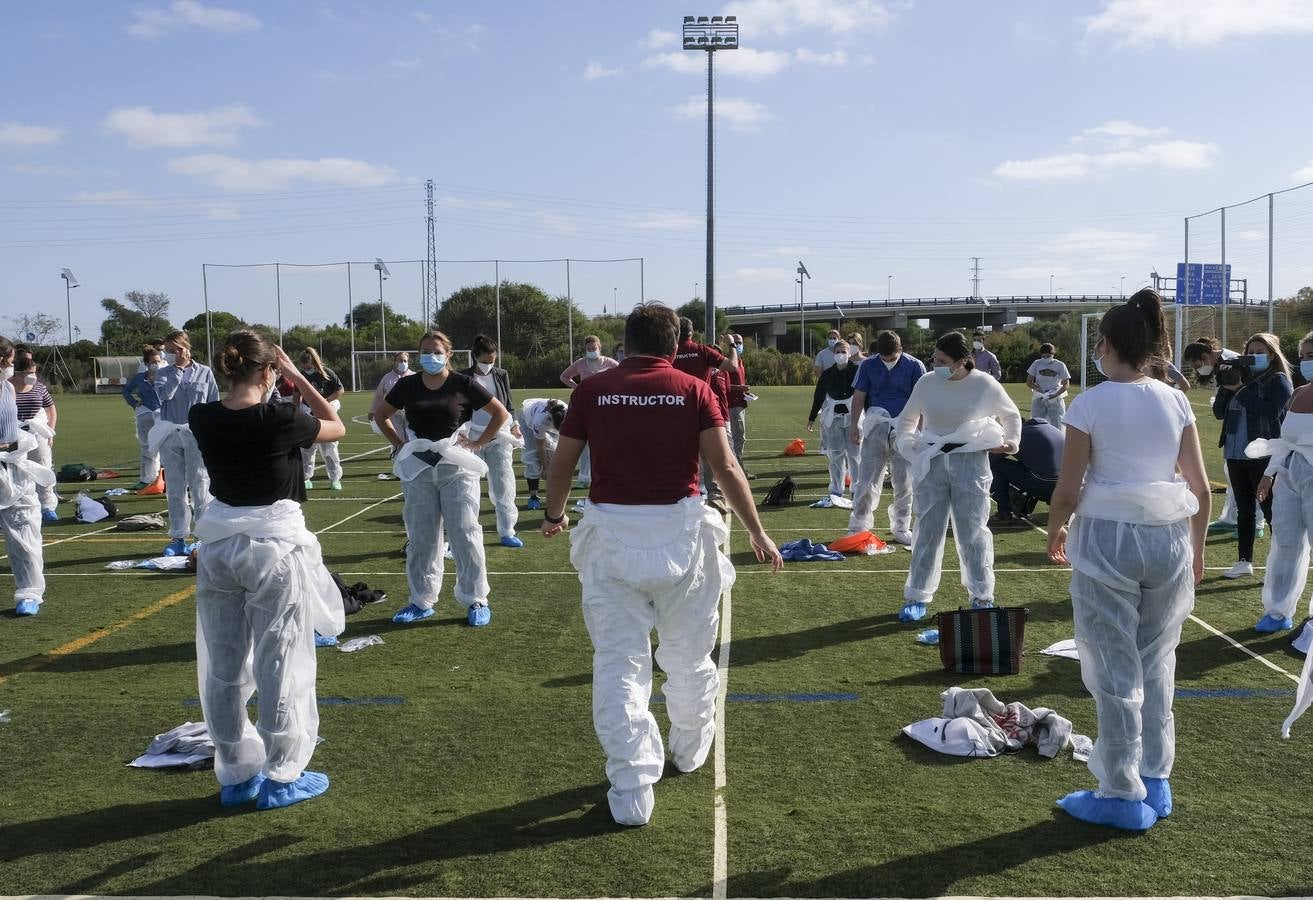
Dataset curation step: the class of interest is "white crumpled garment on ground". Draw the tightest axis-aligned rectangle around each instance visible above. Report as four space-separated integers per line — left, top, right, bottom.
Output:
903 686 1090 760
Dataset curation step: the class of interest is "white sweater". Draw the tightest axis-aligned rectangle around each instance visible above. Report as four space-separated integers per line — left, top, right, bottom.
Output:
897 369 1022 448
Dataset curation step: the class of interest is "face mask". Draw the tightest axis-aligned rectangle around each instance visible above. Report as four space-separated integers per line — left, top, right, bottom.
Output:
827 338 838 349
1250 353 1270 373
137 362 148 374
1196 364 1213 376
934 365 952 380
585 349 600 361
148 362 161 373
734 343 744 354
395 361 409 374
0 366 12 380
973 341 984 351
834 353 849 367
163 351 178 366
23 373 36 386
882 357 897 370
420 352 446 375
476 361 494 375
262 376 277 404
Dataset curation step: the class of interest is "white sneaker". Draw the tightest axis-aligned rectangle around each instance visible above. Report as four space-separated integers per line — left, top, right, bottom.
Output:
1223 560 1254 579
891 530 913 546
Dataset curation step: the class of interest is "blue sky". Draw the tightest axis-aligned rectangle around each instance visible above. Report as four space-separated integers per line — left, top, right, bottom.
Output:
3 0 1313 341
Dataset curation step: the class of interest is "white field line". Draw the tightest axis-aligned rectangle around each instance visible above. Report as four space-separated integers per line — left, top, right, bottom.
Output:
316 493 404 534
713 512 733 900
0 521 141 562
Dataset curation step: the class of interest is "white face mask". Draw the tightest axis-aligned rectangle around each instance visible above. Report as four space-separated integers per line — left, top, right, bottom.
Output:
934 365 953 380
1196 364 1213 376
476 361 494 375
585 349 600 361
148 362 161 373
973 341 984 351
163 351 178 366
834 353 850 367
0 366 12 380
827 338 838 349
23 373 37 386
395 361 409 374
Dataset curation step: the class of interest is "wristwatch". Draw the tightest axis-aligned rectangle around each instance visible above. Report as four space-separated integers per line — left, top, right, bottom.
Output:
545 511 565 525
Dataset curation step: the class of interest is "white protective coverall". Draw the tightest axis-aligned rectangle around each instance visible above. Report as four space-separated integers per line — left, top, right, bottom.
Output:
395 436 491 612
20 408 57 512
0 431 51 605
194 499 344 786
301 399 343 484
899 418 1006 604
569 496 735 824
517 399 559 481
1031 391 1067 430
149 420 212 540
1249 425 1313 625
820 396 860 497
848 408 913 535
467 420 523 540
1066 479 1197 799
134 406 160 484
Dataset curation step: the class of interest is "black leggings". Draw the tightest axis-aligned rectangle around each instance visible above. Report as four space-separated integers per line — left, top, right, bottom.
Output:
1227 456 1273 562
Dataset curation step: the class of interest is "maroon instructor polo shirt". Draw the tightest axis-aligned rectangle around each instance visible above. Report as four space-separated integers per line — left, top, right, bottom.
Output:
559 355 726 505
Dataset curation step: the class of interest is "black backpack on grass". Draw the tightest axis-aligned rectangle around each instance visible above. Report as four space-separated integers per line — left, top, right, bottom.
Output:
761 475 796 507
58 463 98 483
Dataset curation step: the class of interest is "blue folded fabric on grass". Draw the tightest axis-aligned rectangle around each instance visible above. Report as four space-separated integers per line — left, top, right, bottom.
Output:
916 628 940 645
778 539 845 562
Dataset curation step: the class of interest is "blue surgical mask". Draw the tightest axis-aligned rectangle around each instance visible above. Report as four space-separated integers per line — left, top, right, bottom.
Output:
419 352 446 375
934 365 952 380
1251 352 1269 373
1094 354 1106 377
1300 360 1313 383
734 343 744 354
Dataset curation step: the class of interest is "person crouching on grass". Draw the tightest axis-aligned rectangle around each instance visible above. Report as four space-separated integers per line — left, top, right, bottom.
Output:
189 331 346 809
540 302 783 828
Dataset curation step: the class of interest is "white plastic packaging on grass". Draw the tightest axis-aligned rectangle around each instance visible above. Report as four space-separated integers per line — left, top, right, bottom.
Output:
337 635 384 653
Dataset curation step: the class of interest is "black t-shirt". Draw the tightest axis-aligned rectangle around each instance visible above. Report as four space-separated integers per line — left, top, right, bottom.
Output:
304 367 342 399
385 371 494 441
190 401 321 506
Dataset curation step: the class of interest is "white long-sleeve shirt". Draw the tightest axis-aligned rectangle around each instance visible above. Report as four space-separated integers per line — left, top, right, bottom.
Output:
897 369 1022 448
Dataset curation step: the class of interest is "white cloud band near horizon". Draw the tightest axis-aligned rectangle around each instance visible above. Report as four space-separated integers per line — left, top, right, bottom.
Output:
128 0 261 39
0 121 64 147
672 96 772 129
167 154 403 191
995 121 1219 181
103 104 261 148
1085 0 1313 48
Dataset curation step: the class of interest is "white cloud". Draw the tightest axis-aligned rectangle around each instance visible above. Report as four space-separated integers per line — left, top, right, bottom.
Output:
994 139 1218 181
645 47 792 78
672 96 771 130
584 61 622 80
414 11 433 24
724 0 895 36
103 104 260 148
1085 0 1313 47
631 210 702 230
1075 120 1170 142
0 121 63 147
795 48 849 66
735 266 793 281
168 154 402 191
642 29 678 49
1045 228 1158 256
128 0 261 38
1295 159 1313 183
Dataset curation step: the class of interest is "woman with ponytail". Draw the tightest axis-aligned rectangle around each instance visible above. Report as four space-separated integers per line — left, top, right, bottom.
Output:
1047 289 1210 831
295 347 345 491
189 331 346 810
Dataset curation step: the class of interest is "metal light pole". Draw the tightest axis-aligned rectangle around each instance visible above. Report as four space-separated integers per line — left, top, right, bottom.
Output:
1050 273 1055 298
684 14 739 344
694 282 699 299
202 264 212 362
887 274 893 302
275 262 283 345
1120 274 1126 298
1268 192 1275 333
798 260 811 356
796 276 804 356
60 268 79 345
374 257 391 351
347 262 357 391
299 300 304 330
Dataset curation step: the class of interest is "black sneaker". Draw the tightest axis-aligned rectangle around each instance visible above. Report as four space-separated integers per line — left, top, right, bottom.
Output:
988 514 1019 530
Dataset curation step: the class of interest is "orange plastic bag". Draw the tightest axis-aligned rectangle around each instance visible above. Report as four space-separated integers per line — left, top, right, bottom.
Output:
829 530 887 555
784 439 807 457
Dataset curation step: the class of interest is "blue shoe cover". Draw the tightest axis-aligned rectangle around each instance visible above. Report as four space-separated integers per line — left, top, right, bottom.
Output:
526 496 542 510
257 771 329 810
915 628 940 645
41 509 58 523
162 538 188 557
467 603 491 627
1256 527 1267 539
1142 778 1172 818
15 599 40 617
314 633 339 647
500 535 524 548
898 602 929 623
970 598 995 609
1057 790 1157 831
392 603 434 624
1256 613 1293 633
220 773 267 807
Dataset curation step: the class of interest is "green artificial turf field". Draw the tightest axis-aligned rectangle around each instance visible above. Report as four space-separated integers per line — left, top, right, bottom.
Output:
3 383 1313 898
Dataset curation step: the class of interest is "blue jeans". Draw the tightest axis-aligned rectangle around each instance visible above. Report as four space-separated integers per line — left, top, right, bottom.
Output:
989 456 1056 516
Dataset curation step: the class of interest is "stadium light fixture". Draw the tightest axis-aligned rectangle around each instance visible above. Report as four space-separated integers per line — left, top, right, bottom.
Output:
374 257 391 351
683 14 739 344
60 268 79 345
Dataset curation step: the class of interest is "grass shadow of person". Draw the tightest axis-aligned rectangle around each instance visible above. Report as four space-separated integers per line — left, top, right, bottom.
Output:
729 615 905 668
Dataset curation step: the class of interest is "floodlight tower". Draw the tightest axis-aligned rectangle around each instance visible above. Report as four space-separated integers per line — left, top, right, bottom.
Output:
683 14 739 342
797 260 811 356
60 268 79 345
374 257 391 351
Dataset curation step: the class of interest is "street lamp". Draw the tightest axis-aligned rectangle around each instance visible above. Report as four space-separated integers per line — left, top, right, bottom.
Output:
299 300 304 330
60 268 79 345
1120 274 1126 298
1050 273 1055 297
797 260 811 357
612 286 617 312
683 14 739 343
374 257 391 351
887 274 893 302
694 282 699 299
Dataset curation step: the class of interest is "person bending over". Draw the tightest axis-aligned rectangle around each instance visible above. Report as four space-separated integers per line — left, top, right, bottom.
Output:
990 418 1064 526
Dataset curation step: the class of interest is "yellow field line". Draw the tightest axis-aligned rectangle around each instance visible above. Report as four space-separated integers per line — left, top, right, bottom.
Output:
0 584 195 686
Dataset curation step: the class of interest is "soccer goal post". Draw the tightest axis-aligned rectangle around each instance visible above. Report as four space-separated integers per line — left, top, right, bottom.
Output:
350 349 473 392
1078 313 1104 392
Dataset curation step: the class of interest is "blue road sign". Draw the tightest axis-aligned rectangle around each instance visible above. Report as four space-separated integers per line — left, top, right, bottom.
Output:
1176 262 1231 305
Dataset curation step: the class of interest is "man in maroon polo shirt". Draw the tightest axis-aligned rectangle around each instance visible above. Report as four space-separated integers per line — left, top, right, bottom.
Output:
672 317 739 512
540 302 782 827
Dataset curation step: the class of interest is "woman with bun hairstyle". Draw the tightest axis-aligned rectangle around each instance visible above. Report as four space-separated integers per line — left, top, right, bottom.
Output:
1047 289 1210 831
295 347 345 491
895 331 1021 622
151 329 219 556
188 331 346 810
